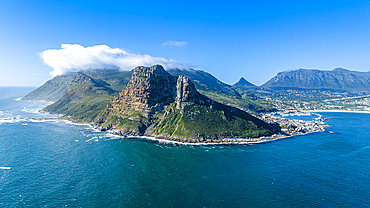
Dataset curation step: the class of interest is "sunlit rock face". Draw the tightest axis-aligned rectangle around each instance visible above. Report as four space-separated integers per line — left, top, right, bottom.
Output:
109 65 206 119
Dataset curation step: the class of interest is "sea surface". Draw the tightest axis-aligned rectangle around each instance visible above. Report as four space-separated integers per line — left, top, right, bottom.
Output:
0 87 369 207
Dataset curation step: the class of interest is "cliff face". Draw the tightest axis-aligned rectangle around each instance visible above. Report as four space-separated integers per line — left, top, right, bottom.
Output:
107 65 208 122
109 65 177 119
176 75 200 103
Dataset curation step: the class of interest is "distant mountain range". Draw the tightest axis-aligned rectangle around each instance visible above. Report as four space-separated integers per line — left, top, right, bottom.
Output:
231 68 370 101
261 68 370 91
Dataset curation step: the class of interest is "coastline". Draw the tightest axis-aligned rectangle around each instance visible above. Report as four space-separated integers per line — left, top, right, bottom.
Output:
38 108 328 146
309 109 370 113
104 128 326 146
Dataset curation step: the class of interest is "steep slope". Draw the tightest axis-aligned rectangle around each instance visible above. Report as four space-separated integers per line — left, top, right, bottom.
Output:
168 68 241 97
22 73 75 102
167 68 275 112
262 68 370 91
43 73 118 122
89 69 133 92
22 69 133 102
95 65 278 140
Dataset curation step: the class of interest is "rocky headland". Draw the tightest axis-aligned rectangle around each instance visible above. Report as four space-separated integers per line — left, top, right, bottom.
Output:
92 65 279 142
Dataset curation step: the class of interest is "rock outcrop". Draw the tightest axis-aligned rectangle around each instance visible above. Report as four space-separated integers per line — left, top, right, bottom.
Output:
109 65 176 119
107 65 207 122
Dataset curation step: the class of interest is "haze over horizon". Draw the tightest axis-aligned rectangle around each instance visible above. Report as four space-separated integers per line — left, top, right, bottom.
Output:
1 0 370 86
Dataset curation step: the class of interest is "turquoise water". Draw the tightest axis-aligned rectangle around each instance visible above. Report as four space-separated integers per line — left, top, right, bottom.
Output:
0 87 369 207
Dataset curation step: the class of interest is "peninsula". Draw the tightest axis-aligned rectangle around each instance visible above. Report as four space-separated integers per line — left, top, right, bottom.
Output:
21 65 335 145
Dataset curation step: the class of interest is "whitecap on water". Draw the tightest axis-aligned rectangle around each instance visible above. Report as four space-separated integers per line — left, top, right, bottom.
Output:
64 120 90 126
85 137 98 142
0 116 27 124
0 167 11 170
29 119 56 123
21 107 40 113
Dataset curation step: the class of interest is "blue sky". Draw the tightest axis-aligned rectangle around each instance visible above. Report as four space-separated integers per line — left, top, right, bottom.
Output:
1 0 370 86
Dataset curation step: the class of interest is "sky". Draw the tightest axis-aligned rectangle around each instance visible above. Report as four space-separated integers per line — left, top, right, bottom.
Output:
1 0 370 86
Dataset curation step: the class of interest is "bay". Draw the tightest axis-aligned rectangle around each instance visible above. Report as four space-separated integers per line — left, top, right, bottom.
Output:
0 87 369 207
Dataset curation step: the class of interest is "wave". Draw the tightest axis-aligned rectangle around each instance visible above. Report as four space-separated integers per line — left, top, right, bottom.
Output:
0 167 11 170
21 106 41 114
63 120 90 126
29 118 57 123
14 97 22 101
85 137 98 142
0 116 27 124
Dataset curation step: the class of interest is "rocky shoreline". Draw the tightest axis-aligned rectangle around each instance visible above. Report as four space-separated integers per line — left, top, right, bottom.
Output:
38 108 329 146
90 122 326 146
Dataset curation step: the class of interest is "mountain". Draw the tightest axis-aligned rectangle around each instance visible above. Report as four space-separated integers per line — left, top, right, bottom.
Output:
167 69 275 112
22 69 133 102
94 65 278 140
233 77 257 90
262 68 370 91
24 68 275 113
43 73 118 122
22 73 76 102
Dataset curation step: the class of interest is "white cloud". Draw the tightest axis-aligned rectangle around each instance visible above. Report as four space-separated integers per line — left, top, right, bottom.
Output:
39 44 192 77
162 40 187 47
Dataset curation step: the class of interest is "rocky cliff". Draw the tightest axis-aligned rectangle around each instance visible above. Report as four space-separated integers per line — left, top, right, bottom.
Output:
108 65 177 121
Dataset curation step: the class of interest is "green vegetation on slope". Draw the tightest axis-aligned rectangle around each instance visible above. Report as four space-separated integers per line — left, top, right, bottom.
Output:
167 68 275 112
22 69 133 102
43 73 118 123
22 73 75 102
94 107 148 134
152 103 277 140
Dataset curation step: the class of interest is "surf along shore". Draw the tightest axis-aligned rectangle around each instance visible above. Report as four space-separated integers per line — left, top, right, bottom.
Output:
91 110 329 146
36 110 329 146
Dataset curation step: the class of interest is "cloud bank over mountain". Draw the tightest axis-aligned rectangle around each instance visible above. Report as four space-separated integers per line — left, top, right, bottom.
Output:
40 44 193 77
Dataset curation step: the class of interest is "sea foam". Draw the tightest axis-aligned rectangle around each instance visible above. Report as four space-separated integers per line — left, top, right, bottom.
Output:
21 107 41 114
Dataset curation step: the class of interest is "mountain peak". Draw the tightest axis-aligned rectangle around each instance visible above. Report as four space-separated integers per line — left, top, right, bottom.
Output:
332 68 349 72
233 77 256 90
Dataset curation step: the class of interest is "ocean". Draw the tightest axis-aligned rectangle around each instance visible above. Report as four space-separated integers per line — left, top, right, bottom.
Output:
0 87 369 207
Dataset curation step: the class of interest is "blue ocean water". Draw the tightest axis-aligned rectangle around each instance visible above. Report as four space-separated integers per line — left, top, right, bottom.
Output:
0 87 369 207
